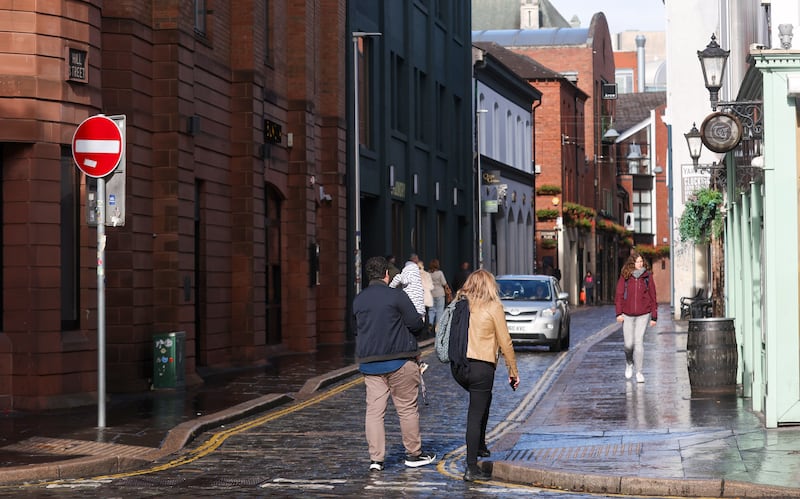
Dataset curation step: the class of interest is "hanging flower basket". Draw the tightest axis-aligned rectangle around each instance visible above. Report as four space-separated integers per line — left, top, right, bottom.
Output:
536 184 562 196
679 188 723 244
536 208 559 221
636 244 671 261
541 239 557 249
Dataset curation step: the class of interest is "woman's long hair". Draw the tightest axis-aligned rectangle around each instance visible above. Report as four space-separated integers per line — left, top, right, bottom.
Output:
456 269 499 305
620 250 649 280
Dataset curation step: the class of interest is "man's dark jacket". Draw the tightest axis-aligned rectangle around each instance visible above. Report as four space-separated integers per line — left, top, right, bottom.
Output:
353 279 425 364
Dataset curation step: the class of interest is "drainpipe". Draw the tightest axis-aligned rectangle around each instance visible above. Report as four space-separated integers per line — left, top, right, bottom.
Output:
636 35 646 92
532 96 542 274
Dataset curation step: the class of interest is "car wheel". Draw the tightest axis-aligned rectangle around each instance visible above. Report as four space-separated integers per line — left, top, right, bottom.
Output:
550 330 563 352
560 321 571 350
560 331 570 350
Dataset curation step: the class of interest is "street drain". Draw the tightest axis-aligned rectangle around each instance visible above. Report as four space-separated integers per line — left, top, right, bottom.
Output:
507 443 642 462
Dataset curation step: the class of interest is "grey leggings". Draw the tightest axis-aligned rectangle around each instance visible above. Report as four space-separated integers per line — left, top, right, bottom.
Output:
622 313 650 373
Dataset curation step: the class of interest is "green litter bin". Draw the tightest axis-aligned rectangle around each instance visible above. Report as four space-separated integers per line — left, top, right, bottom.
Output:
152 331 186 389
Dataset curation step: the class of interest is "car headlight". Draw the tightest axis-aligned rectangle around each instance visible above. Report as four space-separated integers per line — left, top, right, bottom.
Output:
541 307 556 317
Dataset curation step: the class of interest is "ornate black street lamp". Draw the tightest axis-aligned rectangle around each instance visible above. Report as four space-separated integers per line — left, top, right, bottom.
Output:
697 34 730 111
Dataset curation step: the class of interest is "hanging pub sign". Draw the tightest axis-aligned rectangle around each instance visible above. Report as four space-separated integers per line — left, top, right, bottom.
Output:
700 112 743 153
601 83 618 100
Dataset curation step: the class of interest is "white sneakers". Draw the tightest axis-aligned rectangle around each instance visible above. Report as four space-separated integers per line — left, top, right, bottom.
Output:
625 363 645 383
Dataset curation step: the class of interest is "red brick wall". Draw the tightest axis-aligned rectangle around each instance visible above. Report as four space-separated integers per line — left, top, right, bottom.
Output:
0 0 348 410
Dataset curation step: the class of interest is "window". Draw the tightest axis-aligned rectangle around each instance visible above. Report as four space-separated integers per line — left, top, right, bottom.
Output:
633 190 652 234
436 84 446 151
264 1 271 64
492 103 499 156
414 70 429 141
506 110 513 162
61 147 79 330
391 54 408 134
194 0 207 37
357 36 376 147
615 69 634 94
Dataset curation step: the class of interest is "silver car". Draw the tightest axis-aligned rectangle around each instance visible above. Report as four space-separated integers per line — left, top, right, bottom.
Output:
496 275 571 351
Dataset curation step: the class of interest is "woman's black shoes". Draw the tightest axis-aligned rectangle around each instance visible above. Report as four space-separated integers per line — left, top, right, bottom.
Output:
477 447 491 458
463 467 492 482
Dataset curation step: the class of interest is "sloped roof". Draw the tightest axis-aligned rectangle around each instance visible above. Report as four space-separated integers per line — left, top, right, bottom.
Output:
473 27 590 47
474 41 562 80
614 91 666 133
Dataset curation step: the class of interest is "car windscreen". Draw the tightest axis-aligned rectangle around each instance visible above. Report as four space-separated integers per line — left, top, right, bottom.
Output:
497 280 551 301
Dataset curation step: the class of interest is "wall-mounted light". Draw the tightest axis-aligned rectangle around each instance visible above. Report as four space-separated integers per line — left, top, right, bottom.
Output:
551 196 560 206
413 173 418 194
684 123 703 168
697 34 730 110
453 187 458 206
627 143 642 174
389 164 395 188
435 181 440 201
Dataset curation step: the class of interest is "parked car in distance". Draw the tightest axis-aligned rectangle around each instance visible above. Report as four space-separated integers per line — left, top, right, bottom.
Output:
496 275 571 351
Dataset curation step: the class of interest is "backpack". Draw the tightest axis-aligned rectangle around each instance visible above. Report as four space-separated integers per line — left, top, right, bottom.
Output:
435 299 460 363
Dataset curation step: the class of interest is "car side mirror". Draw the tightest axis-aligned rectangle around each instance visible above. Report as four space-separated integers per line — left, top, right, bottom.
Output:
558 292 569 301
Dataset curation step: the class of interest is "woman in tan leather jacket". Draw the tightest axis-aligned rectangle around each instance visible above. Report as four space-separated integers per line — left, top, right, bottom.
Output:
451 269 519 481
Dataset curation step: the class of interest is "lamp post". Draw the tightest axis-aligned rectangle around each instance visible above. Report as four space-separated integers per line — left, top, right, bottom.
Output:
352 31 381 295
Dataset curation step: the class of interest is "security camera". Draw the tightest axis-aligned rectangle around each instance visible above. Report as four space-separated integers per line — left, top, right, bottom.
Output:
319 186 333 202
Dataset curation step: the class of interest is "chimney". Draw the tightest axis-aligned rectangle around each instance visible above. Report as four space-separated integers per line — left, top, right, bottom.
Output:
636 35 646 92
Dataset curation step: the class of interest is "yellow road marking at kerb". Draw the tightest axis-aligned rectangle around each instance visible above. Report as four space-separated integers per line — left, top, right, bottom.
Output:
93 376 365 479
4 376 364 489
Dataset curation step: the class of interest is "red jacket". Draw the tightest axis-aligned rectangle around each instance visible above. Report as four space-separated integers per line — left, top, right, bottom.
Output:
615 271 657 320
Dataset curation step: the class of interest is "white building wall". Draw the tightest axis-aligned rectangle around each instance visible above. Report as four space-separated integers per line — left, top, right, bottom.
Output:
476 81 533 172
664 0 724 315
476 79 535 275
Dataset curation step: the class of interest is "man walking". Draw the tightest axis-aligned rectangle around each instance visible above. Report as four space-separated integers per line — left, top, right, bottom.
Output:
354 256 436 472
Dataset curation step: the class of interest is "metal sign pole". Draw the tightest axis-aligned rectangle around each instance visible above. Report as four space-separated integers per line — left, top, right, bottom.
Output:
97 178 106 428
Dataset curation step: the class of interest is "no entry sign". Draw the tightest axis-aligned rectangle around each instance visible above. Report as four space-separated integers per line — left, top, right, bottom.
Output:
72 115 124 178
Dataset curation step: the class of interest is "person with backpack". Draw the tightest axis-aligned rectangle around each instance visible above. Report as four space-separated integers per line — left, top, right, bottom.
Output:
614 250 658 384
353 256 436 472
449 269 519 482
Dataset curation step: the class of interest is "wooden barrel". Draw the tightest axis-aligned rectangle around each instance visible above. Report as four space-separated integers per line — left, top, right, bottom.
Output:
687 318 738 394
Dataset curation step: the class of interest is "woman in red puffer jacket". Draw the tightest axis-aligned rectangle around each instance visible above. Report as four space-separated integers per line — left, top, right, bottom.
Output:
615 250 657 384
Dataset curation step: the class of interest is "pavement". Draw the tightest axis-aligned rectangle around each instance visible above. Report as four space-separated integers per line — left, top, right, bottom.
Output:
1 306 800 497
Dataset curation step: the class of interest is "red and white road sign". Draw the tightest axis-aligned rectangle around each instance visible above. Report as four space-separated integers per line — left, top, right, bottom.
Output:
72 115 123 178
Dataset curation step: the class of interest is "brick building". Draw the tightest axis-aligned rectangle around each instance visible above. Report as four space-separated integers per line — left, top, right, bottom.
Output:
0 1 474 411
474 13 620 303
0 1 351 410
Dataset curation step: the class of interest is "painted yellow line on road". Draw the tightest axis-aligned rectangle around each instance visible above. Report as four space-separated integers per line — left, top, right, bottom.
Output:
5 376 365 489
94 376 366 479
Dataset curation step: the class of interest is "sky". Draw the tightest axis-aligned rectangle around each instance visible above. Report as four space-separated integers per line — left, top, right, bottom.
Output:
551 0 666 35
